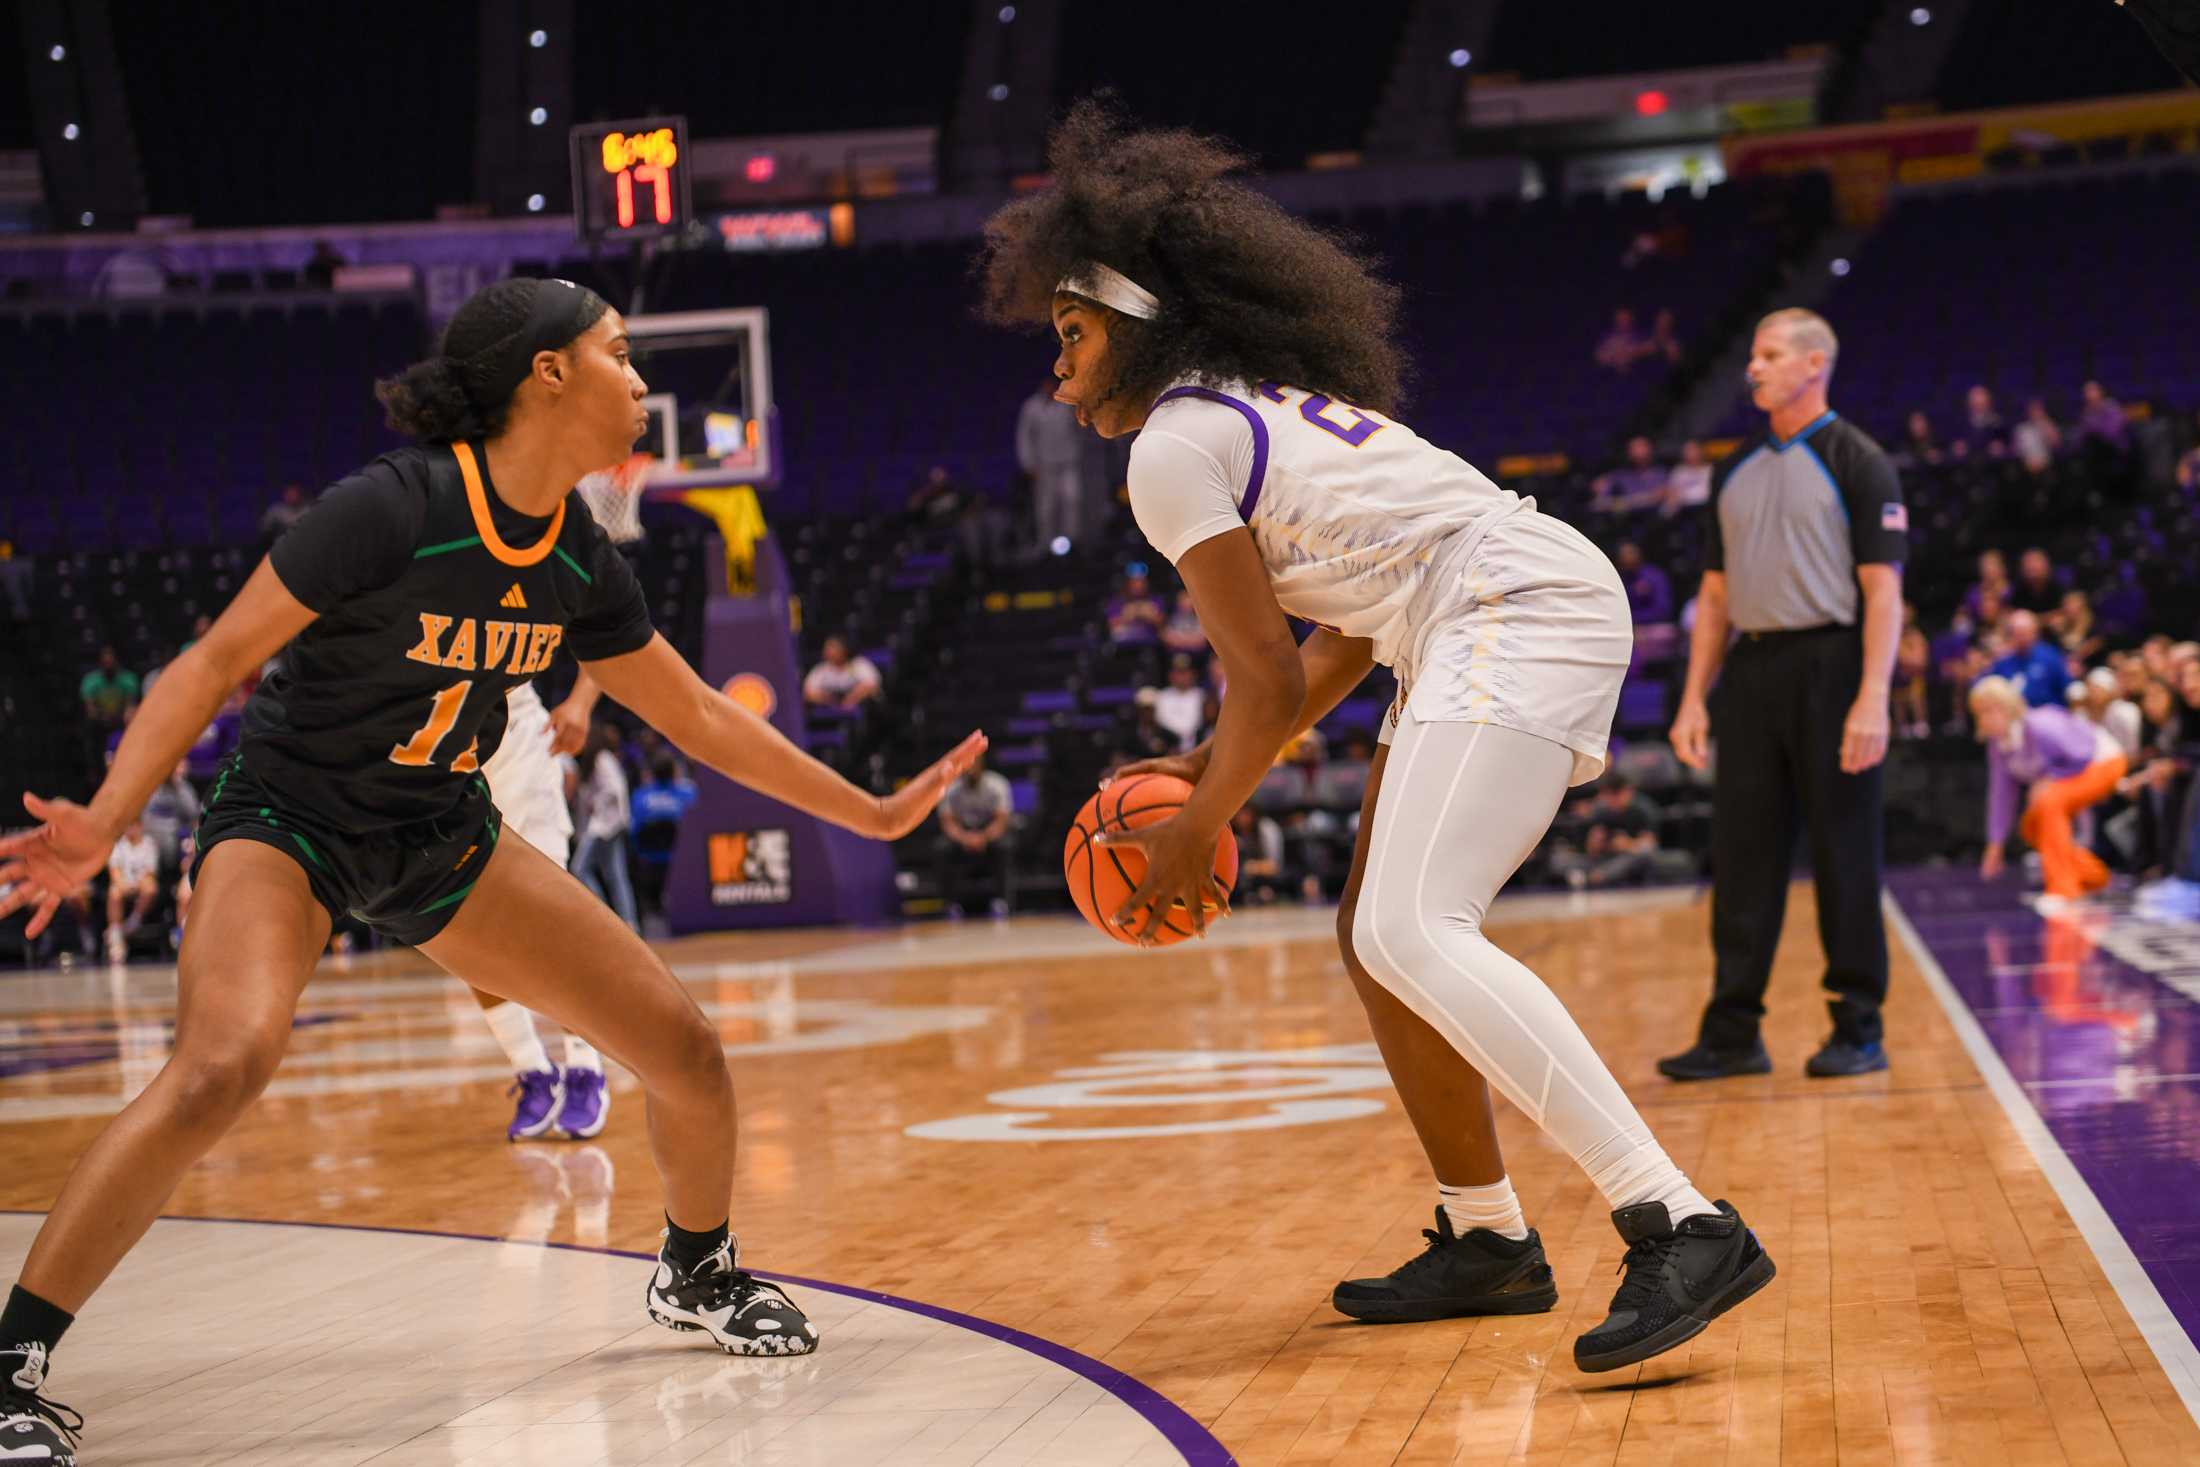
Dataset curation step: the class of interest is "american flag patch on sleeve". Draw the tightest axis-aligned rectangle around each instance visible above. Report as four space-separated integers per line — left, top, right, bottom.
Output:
1881 502 1908 531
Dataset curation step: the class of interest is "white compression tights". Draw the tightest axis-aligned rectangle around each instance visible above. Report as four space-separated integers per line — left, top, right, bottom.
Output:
1351 708 1714 1222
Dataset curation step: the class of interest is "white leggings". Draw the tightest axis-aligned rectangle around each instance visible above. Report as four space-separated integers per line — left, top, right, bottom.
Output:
1352 708 1705 1215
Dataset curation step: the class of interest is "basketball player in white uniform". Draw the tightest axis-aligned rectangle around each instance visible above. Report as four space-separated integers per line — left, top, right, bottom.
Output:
473 674 609 1140
471 464 644 1140
979 101 1775 1372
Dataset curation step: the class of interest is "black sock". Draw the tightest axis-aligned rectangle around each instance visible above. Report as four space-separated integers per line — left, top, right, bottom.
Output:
663 1216 728 1272
1 1285 74 1356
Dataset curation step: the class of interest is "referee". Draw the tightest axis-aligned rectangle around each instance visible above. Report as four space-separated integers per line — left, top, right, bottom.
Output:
1660 308 1906 1081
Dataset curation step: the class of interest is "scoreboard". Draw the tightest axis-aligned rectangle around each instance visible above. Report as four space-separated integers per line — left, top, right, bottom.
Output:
568 116 692 242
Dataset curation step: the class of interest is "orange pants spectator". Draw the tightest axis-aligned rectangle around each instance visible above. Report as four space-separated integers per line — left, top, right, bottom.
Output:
2019 755 2126 897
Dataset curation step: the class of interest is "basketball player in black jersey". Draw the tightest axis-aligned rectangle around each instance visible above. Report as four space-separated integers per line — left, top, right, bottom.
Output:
0 278 986 1459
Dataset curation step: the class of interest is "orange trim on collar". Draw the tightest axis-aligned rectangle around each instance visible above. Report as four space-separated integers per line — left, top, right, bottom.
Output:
453 441 564 568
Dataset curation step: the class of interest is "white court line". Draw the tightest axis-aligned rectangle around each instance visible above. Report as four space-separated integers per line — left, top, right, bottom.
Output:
1886 894 2200 1427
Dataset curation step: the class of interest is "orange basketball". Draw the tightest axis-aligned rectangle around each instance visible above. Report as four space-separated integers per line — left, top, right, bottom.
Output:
1063 774 1239 947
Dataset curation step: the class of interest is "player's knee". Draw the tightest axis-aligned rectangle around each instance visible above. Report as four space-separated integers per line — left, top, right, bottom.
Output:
167 1031 286 1122
663 1006 731 1100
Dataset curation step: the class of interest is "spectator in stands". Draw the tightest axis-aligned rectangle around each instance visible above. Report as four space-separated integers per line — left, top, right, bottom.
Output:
1963 550 2010 622
1150 653 1212 751
260 483 310 541
1161 591 1208 655
102 818 162 963
2075 380 2130 460
1956 384 2007 459
2013 398 2062 475
0 540 30 622
629 752 698 928
803 635 882 710
302 239 346 289
1615 542 1672 625
1229 804 1289 906
1648 309 1683 367
2175 405 2200 491
1593 308 1650 373
934 753 1016 916
2116 679 2190 874
1898 411 1943 468
1106 570 1166 646
2079 667 2144 759
1971 675 2127 901
1549 773 1664 890
1124 692 1179 762
1017 378 1092 553
1591 436 1667 513
1661 440 1712 516
1892 625 1933 739
80 645 139 734
2050 589 2103 663
1989 610 2072 708
138 760 201 866
906 463 967 524
2011 548 2062 614
570 723 640 932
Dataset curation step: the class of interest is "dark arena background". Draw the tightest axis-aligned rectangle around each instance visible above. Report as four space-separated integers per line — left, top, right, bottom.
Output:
3 2 2200 1463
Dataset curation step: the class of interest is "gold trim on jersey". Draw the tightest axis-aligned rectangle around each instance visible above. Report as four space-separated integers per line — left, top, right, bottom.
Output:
453 441 565 568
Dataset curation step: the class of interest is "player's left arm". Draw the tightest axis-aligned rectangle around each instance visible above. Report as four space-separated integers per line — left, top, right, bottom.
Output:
581 633 984 840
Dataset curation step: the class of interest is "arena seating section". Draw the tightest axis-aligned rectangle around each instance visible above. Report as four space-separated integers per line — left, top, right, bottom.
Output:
5 146 2195 917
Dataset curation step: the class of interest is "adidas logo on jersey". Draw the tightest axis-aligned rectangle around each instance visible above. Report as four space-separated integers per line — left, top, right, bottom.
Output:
499 584 528 609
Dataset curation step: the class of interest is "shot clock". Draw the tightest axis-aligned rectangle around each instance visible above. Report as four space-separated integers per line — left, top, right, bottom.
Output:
569 116 692 242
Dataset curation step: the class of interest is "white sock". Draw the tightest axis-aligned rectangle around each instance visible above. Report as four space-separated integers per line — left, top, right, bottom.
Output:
1577 1124 1717 1225
564 1035 602 1072
1439 1177 1528 1240
484 1002 552 1075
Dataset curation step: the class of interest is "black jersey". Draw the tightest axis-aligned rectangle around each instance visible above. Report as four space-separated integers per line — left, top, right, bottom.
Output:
244 441 654 832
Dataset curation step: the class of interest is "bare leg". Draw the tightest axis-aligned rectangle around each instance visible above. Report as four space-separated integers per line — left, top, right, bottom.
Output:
421 832 732 1229
19 842 329 1310
1336 742 1508 1186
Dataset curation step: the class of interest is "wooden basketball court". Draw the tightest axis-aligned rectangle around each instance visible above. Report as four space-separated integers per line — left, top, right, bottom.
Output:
5 884 2197 1465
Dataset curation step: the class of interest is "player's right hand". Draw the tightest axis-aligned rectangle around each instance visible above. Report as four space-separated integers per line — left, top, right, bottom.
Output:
0 793 116 938
870 731 990 840
1668 698 1711 771
1104 746 1210 788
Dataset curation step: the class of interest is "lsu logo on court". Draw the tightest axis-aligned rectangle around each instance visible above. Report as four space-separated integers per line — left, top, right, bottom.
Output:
707 828 793 906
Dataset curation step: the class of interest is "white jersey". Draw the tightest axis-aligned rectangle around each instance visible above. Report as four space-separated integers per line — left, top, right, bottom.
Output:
1127 380 1530 672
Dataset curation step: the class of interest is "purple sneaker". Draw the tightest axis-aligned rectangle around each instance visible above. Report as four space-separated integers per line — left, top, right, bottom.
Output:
554 1067 610 1139
506 1066 564 1141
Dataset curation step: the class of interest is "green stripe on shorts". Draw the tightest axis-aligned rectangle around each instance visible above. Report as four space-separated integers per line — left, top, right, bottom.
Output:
415 880 476 917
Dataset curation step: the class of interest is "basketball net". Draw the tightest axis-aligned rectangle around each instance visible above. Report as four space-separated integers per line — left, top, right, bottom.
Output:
575 453 651 544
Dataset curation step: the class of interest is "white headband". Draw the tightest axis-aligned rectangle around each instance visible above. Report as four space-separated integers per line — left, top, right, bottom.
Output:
1057 262 1161 320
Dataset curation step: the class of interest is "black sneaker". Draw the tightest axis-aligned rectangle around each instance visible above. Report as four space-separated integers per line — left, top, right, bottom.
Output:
645 1236 818 1356
1805 1038 1888 1077
1574 1200 1775 1373
1656 1040 1772 1081
1332 1209 1558 1323
2 1343 81 1465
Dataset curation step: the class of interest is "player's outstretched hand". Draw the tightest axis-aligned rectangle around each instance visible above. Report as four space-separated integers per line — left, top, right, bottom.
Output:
871 731 989 840
0 793 116 938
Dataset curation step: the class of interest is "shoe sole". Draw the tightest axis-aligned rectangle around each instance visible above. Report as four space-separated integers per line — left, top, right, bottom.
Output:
647 1298 820 1356
1574 1251 1777 1373
1657 1060 1772 1082
1804 1058 1889 1078
1332 1283 1559 1323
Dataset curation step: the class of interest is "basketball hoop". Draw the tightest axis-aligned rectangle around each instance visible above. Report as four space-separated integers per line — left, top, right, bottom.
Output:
575 453 651 544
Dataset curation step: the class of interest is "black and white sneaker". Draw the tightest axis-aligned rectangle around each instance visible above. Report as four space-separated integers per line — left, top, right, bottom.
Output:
645 1236 818 1356
1573 1199 1775 1372
1332 1209 1559 1323
2 1343 82 1465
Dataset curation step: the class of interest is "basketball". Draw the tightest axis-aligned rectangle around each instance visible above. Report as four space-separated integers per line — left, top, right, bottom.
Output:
1063 774 1239 946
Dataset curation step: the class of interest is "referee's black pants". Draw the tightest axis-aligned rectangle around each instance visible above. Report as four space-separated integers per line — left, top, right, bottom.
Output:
1701 626 1889 1050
